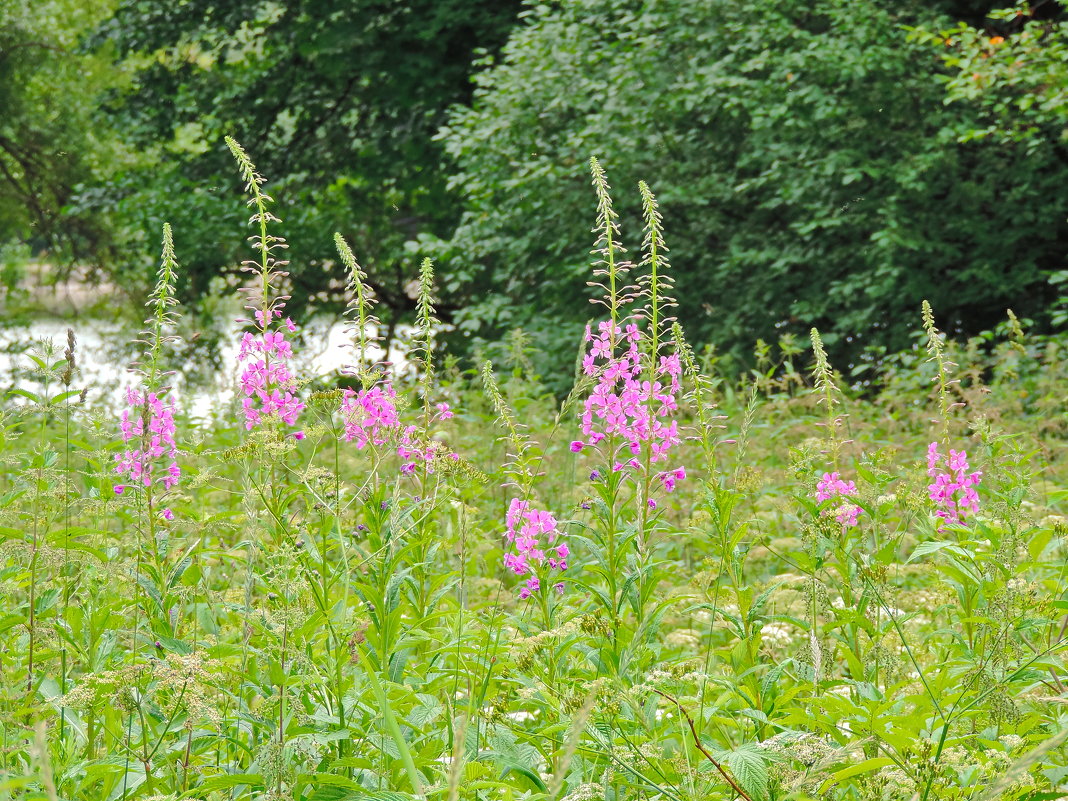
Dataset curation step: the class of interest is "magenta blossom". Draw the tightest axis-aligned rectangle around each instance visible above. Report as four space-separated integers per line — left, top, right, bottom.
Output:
927 442 981 528
658 466 687 492
114 387 180 491
814 471 861 527
503 498 568 599
340 384 399 449
575 321 686 489
236 316 305 430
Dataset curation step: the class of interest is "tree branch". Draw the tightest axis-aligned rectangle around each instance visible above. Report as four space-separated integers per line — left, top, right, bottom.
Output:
652 689 754 801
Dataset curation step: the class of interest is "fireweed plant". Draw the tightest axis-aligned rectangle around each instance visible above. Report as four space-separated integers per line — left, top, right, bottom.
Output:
1 148 1068 801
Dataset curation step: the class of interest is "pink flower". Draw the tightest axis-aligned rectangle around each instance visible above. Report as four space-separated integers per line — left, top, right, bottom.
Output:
161 508 174 521
396 424 443 475
813 471 861 528
574 320 686 494
926 442 982 529
293 430 306 440
658 466 687 492
435 402 454 421
114 388 180 491
503 498 568 598
237 311 304 430
114 484 126 495
340 384 399 449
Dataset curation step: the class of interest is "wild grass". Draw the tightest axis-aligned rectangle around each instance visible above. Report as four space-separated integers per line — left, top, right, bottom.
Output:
0 145 1067 801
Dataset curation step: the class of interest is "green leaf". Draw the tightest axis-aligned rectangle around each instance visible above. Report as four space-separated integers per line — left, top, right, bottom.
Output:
819 757 895 793
713 743 772 801
907 540 965 563
179 773 264 797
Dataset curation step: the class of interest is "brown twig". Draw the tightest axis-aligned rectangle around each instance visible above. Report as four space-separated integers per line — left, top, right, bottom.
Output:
652 689 754 801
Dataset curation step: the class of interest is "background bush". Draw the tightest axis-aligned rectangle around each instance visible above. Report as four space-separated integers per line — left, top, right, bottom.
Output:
436 0 1068 373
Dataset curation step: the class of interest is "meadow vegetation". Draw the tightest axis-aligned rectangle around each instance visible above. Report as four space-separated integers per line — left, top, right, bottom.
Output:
1 143 1067 801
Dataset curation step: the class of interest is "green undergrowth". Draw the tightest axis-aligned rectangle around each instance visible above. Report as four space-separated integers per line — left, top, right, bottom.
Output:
1 146 1067 801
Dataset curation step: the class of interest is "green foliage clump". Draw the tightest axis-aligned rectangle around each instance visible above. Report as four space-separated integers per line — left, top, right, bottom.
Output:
0 0 123 273
86 0 521 314
911 1 1068 144
1 148 1068 801
437 0 1068 375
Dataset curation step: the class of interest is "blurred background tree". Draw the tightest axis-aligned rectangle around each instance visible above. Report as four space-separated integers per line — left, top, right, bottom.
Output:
0 0 122 288
0 0 1065 379
435 0 1068 375
913 0 1068 330
86 0 521 336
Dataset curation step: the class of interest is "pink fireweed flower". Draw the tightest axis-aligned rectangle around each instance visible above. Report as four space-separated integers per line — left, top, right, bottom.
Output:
575 321 686 489
926 442 981 528
161 508 174 521
435 402 454 421
114 387 180 491
254 308 281 327
503 498 568 598
340 384 399 449
658 466 687 492
520 576 540 600
397 424 448 475
237 317 305 430
814 471 861 528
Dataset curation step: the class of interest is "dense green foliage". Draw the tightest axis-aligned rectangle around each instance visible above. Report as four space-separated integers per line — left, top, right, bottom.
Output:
917 0 1068 143
1 0 1066 373
1 155 1068 800
0 0 119 277
437 0 1068 372
87 0 520 316
914 0 1068 328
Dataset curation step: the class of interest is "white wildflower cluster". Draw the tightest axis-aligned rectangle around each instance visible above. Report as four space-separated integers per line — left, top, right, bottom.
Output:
872 765 915 799
512 620 582 670
759 731 839 766
665 628 702 649
561 783 601 801
760 622 796 649
654 706 675 722
1000 734 1024 752
639 742 661 760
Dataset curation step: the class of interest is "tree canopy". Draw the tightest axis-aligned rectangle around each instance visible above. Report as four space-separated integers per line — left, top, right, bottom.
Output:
435 0 1068 372
0 0 1065 377
89 0 521 318
0 0 119 275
